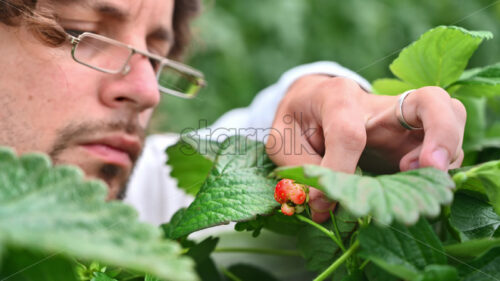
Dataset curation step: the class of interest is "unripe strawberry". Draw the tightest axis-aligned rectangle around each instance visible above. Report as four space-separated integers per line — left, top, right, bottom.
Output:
281 203 295 216
294 204 305 214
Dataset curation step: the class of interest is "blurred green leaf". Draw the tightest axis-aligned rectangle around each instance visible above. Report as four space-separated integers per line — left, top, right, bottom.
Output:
91 272 118 281
453 63 500 98
145 275 162 281
154 1 500 133
415 265 459 281
340 270 368 281
445 237 500 258
457 248 500 280
1 247 78 281
0 147 196 281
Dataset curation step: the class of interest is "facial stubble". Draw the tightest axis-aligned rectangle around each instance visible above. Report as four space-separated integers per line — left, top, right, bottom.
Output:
48 120 145 200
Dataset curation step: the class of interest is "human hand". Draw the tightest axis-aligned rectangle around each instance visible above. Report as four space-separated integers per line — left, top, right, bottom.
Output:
266 75 466 222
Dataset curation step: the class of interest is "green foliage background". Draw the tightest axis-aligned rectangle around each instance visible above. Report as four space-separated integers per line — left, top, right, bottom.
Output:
150 0 500 133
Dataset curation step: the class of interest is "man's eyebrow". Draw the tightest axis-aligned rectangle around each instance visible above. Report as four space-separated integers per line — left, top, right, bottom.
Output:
92 1 129 21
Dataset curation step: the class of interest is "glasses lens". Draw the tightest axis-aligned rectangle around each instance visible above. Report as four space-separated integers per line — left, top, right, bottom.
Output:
74 35 132 73
158 65 203 97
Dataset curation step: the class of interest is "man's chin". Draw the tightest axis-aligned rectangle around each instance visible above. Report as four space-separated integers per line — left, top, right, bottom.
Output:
51 148 131 200
98 163 130 200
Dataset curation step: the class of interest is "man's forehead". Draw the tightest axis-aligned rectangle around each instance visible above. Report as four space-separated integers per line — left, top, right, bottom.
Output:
48 0 174 35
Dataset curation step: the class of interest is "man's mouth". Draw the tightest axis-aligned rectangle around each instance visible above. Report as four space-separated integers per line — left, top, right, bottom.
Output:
80 135 141 169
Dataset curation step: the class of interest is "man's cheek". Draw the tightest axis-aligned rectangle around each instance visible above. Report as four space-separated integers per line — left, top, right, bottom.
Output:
140 108 155 127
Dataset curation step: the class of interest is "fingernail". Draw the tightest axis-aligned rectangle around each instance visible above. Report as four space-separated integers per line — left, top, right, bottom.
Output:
310 196 335 213
409 160 419 170
432 148 449 171
311 211 331 223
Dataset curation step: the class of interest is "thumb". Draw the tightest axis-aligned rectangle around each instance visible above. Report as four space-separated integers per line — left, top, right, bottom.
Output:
309 187 337 222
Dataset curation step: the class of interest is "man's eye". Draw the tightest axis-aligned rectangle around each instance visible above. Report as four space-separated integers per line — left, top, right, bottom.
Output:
64 29 88 37
149 58 161 72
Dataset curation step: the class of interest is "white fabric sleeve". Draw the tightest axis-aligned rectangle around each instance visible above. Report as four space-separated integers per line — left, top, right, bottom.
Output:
209 61 371 134
124 61 371 225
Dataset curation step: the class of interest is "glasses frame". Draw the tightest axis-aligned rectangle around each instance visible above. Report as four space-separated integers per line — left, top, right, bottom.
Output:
67 32 206 99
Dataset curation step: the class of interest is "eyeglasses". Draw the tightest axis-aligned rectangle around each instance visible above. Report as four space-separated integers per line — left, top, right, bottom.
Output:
67 32 206 99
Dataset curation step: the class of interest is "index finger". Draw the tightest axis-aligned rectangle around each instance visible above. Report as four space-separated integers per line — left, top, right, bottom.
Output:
400 87 466 170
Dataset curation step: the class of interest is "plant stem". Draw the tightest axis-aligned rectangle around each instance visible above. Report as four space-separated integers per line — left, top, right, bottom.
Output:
214 247 300 257
359 259 370 270
297 214 346 252
221 267 243 281
330 210 345 251
313 240 360 281
122 275 145 281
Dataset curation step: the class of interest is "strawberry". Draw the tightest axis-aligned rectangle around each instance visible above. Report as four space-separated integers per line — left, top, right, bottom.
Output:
288 185 307 205
281 203 295 216
274 179 309 216
274 179 293 204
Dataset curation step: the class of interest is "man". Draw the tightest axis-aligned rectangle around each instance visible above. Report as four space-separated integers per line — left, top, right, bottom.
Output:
0 0 466 224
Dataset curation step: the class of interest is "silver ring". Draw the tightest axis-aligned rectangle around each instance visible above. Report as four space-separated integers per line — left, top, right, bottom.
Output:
395 90 423 130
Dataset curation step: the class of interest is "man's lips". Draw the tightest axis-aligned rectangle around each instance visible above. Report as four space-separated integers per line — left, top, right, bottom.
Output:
80 136 141 168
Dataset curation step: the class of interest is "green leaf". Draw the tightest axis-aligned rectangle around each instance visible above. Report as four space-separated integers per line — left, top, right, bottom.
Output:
234 211 304 237
445 238 500 259
358 219 447 281
455 84 500 101
415 265 459 281
453 160 500 215
390 26 492 88
274 165 454 226
458 96 487 152
452 63 500 98
1 247 79 281
364 263 398 281
186 237 222 281
161 208 187 240
222 264 279 281
170 136 278 239
0 147 197 281
91 272 118 281
372 78 413 95
186 237 219 264
145 274 162 281
340 270 368 281
458 248 500 280
166 135 218 196
449 192 500 240
296 206 357 272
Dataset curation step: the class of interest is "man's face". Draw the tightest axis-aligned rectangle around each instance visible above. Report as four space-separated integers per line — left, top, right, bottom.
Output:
0 0 174 198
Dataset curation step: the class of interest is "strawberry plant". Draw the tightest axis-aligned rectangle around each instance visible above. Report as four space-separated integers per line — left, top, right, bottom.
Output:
1 25 500 281
165 26 500 280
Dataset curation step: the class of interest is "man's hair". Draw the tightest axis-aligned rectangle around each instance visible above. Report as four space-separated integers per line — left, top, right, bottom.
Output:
0 0 200 59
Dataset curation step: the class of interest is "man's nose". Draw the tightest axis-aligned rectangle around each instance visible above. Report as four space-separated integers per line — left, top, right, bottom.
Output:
99 54 160 112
